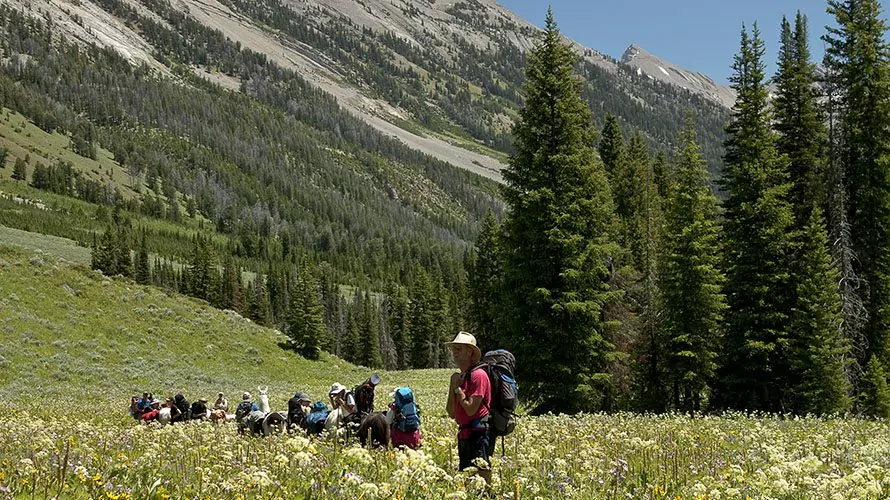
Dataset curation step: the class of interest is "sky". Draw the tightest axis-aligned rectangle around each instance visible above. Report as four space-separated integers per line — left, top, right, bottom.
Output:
496 0 859 85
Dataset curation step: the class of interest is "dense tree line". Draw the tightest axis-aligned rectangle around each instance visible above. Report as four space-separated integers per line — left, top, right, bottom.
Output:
467 5 890 416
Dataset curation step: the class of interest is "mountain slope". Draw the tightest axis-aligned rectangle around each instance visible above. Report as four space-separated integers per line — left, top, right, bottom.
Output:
6 0 730 173
621 44 737 109
0 241 452 409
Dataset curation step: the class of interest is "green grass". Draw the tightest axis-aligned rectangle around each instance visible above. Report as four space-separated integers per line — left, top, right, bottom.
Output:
0 108 137 198
0 225 91 265
0 243 446 410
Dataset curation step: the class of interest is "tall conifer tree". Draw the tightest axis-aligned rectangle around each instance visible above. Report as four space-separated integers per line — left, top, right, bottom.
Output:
220 254 243 312
626 131 653 268
286 266 326 360
716 25 796 412
246 273 271 326
384 284 411 370
652 150 670 200
774 13 827 218
774 13 851 414
824 0 890 414
134 234 151 285
409 268 436 368
790 208 851 413
467 210 503 351
357 290 383 368
598 113 625 185
184 234 218 304
500 10 621 413
628 129 665 412
661 115 726 412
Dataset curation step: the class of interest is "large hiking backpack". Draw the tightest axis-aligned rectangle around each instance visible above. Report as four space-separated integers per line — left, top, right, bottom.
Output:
288 396 309 430
174 394 191 421
475 349 518 437
353 374 380 416
392 387 420 432
235 401 254 423
306 401 329 435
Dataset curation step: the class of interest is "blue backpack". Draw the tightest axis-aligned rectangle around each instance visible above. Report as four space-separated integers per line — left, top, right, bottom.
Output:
306 401 329 435
393 387 420 432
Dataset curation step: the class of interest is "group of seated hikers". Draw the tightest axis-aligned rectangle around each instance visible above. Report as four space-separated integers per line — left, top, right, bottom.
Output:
129 391 225 424
127 375 422 449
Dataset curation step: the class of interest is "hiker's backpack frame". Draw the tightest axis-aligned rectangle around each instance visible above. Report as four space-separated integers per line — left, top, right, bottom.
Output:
354 383 376 416
306 401 329 435
393 387 420 432
474 349 518 438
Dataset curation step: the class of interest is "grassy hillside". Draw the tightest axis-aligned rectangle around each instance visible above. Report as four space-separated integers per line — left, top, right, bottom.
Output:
0 241 447 410
2 242 890 499
0 108 133 195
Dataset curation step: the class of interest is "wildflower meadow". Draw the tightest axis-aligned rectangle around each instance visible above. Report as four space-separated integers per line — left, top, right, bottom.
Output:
2 247 890 499
1 400 889 499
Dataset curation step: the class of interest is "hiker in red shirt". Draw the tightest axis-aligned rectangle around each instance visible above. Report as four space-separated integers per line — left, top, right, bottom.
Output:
445 331 493 485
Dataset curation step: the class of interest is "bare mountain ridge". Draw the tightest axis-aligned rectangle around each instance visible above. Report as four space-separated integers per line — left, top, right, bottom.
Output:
621 44 736 109
5 0 731 179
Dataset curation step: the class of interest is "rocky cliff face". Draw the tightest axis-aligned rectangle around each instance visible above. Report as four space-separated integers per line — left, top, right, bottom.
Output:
621 44 736 108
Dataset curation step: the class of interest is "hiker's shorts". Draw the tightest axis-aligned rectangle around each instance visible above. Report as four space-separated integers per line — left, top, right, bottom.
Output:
458 429 494 471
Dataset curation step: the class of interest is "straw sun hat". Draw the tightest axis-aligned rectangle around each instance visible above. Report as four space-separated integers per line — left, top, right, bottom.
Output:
445 331 481 360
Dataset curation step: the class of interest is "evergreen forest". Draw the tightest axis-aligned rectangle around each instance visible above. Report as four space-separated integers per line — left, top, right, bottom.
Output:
1 0 889 417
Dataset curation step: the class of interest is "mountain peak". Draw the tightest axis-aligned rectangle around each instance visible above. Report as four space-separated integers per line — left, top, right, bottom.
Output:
620 43 645 63
619 43 735 108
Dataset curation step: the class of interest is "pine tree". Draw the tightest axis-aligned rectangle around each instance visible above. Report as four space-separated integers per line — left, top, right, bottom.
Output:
775 13 851 415
184 234 219 304
386 283 412 370
134 234 151 285
789 207 851 414
774 13 827 220
246 273 271 326
600 115 636 250
429 269 449 367
91 210 133 278
661 115 726 412
409 268 436 368
220 254 244 312
652 150 670 200
467 210 503 352
716 25 796 412
286 266 326 360
824 0 890 413
379 282 401 370
11 157 26 181
598 113 625 184
343 293 362 364
500 10 621 413
627 128 664 412
626 131 652 268
860 356 890 417
357 290 383 368
317 262 343 355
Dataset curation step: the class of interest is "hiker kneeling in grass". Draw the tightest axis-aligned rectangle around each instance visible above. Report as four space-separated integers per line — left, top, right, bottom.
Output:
386 387 421 449
446 331 492 485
